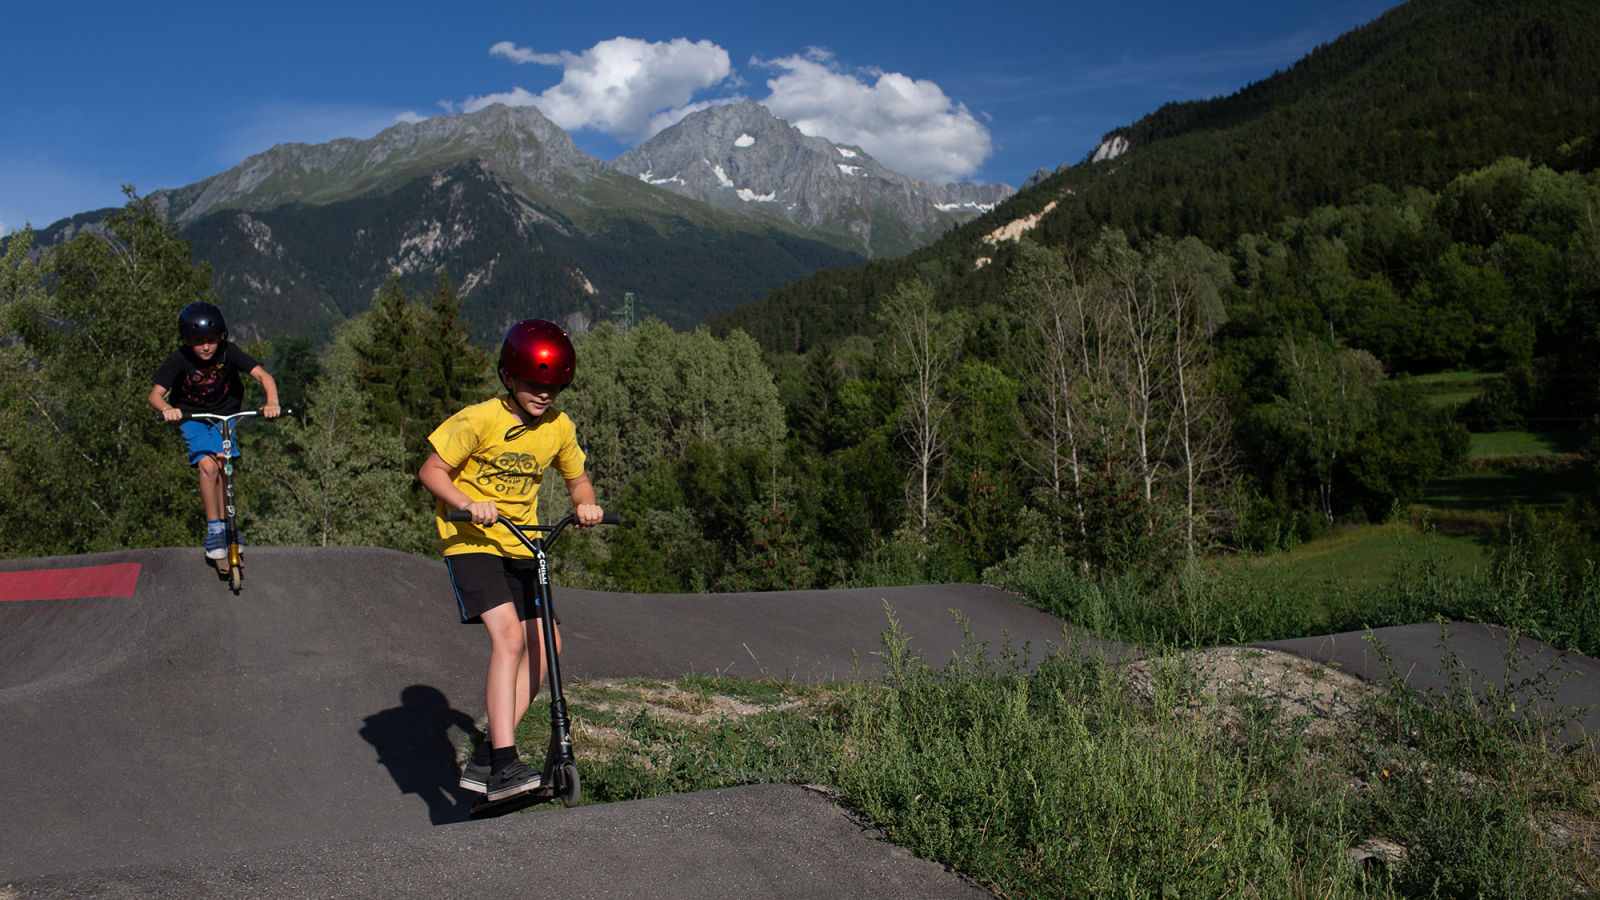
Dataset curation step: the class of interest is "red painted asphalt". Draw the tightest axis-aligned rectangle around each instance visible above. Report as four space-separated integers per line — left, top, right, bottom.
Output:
0 562 140 602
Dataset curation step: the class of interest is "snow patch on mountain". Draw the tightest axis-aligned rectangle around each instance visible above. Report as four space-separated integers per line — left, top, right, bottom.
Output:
639 170 687 187
734 133 755 148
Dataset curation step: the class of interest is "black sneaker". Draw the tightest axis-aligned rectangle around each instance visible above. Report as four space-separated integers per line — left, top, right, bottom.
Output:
484 759 542 801
460 757 491 793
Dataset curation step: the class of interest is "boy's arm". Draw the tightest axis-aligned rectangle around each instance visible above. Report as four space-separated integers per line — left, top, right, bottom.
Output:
419 452 499 525
148 384 183 422
247 366 281 418
564 473 603 527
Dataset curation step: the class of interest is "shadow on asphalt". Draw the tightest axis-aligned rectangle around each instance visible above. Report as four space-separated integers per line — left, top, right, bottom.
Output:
358 684 483 825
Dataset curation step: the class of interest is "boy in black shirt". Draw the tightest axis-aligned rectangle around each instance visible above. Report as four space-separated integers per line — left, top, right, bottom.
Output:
148 302 280 568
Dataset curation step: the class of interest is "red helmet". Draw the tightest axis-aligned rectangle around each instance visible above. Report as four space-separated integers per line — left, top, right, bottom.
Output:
499 319 575 388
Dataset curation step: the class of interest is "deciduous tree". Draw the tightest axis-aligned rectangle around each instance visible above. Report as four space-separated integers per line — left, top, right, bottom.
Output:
877 280 961 534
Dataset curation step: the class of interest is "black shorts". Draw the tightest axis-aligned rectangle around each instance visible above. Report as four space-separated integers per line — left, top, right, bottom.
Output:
445 554 559 626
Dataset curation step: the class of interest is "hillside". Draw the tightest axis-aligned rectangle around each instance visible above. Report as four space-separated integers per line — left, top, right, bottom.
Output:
711 0 1600 351
26 104 865 341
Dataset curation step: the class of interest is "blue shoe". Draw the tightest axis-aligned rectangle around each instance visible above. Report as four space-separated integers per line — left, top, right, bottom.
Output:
204 529 226 561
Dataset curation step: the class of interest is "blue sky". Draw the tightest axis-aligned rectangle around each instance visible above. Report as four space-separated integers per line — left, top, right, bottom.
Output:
0 0 1402 235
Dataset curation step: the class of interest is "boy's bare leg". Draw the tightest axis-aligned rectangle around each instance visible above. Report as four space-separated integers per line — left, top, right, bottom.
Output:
511 620 561 729
483 605 563 749
197 455 227 569
197 454 225 521
481 603 535 749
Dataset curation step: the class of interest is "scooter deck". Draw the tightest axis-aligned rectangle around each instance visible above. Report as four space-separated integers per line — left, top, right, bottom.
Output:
469 784 554 820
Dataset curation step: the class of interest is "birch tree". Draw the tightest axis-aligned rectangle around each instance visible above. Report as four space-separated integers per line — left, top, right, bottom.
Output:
878 280 961 533
1009 242 1116 543
1011 231 1232 560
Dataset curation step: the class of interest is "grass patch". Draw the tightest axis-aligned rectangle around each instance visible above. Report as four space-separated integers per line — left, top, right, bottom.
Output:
491 619 1599 897
1241 520 1489 591
1425 389 1482 409
1469 431 1584 458
1425 466 1591 509
1405 370 1498 410
991 523 1600 656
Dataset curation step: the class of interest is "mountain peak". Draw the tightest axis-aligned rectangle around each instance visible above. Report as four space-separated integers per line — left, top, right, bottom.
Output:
611 101 1012 258
154 103 605 225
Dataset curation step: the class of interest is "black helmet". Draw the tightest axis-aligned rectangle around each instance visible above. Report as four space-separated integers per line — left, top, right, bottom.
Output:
178 302 227 340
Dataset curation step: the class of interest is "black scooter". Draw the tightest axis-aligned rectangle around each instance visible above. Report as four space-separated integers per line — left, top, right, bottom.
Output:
444 509 622 817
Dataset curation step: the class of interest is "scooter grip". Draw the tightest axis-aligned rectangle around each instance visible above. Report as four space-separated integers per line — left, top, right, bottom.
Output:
443 510 474 522
601 512 624 527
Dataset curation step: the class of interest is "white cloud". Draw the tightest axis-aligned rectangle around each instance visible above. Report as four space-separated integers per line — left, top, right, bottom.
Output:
488 41 562 66
757 53 991 184
470 37 733 143
460 37 993 182
395 111 426 124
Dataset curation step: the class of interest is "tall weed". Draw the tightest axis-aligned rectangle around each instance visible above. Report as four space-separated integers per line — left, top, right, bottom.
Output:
831 619 1362 898
1339 626 1588 898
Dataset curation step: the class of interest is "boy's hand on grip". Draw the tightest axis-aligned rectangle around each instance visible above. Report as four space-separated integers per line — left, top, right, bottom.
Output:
575 503 604 527
161 408 183 422
464 501 499 526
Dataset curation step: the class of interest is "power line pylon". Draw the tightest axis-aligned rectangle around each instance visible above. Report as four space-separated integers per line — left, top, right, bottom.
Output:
614 292 635 335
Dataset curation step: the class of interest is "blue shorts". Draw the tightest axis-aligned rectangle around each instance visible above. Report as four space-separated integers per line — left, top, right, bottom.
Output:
179 420 242 467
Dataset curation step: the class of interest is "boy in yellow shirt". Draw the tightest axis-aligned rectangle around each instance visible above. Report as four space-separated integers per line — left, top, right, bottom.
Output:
418 319 602 801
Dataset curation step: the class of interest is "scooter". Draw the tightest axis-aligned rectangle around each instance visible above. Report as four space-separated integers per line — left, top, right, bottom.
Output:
444 509 622 817
168 409 288 594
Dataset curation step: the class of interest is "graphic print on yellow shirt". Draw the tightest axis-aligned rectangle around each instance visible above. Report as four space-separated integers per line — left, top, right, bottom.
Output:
428 397 587 558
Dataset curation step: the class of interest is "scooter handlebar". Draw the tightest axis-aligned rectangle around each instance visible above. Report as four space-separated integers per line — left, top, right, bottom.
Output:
159 408 293 423
443 510 624 527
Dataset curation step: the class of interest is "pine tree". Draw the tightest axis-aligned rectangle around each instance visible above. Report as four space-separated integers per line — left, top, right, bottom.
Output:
420 271 492 425
353 272 490 480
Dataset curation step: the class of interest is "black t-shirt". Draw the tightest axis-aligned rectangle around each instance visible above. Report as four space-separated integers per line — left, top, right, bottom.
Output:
152 342 262 415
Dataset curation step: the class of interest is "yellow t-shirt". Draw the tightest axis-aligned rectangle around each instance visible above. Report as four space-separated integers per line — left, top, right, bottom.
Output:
428 397 588 558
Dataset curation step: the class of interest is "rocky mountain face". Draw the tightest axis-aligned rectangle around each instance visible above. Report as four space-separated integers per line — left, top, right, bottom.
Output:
29 100 1017 343
149 104 676 231
1021 162 1071 190
611 100 1014 258
33 104 861 342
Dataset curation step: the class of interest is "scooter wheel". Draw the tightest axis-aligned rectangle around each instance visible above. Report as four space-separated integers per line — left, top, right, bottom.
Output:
557 761 581 808
229 564 243 593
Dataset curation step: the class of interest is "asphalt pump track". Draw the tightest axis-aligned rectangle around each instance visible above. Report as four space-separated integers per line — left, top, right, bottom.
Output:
1 546 1594 898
